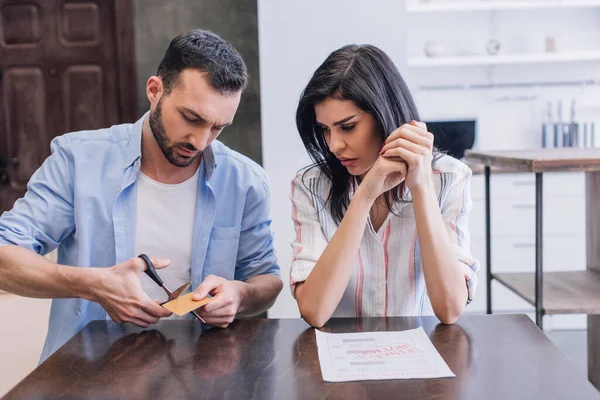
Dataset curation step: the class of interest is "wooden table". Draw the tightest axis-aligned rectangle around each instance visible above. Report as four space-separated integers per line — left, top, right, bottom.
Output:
5 316 599 400
465 148 600 390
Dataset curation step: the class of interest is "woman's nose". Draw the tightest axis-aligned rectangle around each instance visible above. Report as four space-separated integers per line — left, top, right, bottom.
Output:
328 131 346 155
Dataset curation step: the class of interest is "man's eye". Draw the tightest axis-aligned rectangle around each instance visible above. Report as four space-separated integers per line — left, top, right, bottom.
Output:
183 114 198 123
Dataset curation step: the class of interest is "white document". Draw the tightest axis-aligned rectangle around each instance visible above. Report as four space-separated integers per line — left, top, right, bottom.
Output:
315 326 455 382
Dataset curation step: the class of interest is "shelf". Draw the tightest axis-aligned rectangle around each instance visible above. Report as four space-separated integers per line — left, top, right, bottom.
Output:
493 271 600 314
407 51 600 67
407 1 600 13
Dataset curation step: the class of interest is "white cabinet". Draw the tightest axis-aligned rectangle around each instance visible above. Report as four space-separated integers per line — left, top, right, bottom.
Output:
470 197 585 237
466 171 587 323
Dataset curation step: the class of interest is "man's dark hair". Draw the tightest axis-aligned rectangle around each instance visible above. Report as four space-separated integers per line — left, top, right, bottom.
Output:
157 29 247 95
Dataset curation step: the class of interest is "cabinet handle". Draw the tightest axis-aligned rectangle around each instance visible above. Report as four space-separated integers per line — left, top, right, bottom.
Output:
513 243 535 248
513 181 535 186
512 204 535 209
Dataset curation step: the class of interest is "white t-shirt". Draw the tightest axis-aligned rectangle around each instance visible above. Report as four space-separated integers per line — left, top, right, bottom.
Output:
134 168 199 309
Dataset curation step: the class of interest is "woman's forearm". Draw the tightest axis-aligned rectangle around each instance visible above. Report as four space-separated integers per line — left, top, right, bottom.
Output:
295 187 373 327
411 182 468 324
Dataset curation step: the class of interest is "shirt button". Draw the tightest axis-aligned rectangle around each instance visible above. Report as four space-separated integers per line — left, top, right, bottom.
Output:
134 160 140 167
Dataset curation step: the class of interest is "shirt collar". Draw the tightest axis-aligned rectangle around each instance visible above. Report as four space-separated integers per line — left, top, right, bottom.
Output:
125 111 217 180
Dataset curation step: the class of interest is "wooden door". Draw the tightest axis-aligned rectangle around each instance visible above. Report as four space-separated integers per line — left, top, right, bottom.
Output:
0 0 136 212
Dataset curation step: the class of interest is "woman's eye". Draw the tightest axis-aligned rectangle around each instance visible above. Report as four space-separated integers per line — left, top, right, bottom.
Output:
341 124 355 132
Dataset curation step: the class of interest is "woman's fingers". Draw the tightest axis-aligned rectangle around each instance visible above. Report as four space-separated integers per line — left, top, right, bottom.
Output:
381 147 418 166
381 138 424 156
410 120 428 131
383 125 433 153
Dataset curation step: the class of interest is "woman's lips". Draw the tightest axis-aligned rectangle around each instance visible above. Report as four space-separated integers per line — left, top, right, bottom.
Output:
340 158 357 167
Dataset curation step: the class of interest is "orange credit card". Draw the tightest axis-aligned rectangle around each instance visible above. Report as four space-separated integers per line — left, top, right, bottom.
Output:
162 292 213 316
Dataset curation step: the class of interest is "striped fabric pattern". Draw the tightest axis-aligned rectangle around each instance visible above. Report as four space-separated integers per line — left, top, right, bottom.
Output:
289 155 480 318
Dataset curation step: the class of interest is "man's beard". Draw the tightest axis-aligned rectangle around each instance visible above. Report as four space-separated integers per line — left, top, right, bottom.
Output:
148 100 200 168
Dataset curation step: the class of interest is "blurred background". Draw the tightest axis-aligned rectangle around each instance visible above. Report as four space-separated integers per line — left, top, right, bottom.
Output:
2 0 600 395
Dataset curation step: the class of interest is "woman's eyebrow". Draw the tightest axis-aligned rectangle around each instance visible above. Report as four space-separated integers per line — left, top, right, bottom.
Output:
333 114 357 126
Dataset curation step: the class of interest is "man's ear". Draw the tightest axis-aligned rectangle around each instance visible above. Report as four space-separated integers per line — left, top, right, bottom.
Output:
146 75 164 106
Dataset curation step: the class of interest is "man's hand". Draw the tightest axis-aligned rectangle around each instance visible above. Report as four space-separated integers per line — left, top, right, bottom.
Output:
192 275 246 328
92 257 173 327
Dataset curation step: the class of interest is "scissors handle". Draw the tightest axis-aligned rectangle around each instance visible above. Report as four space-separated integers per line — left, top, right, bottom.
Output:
138 254 164 287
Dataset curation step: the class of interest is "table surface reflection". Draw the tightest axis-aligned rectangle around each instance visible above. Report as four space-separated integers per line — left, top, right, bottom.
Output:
5 314 599 400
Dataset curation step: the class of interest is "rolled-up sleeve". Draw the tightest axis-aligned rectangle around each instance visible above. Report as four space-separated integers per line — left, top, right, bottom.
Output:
289 173 329 297
234 177 280 281
0 136 75 255
440 169 480 304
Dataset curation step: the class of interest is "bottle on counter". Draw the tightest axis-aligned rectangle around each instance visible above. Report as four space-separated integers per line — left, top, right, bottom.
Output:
542 101 552 148
555 100 562 147
569 99 579 148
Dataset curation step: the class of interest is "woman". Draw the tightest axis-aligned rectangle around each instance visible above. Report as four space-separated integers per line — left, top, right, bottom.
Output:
290 44 480 327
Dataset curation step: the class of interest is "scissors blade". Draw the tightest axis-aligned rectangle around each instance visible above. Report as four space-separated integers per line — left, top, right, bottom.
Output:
169 282 191 301
191 310 206 324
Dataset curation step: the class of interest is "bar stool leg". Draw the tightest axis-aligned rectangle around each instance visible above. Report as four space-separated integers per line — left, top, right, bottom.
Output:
586 171 600 389
485 166 492 315
535 173 544 330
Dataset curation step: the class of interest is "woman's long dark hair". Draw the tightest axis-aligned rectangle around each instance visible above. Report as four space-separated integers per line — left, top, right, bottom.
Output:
296 44 421 224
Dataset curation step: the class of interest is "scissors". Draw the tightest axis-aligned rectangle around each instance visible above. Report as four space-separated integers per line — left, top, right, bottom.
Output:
138 254 206 323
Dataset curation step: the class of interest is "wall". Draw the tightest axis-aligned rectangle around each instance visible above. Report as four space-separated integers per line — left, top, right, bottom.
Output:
133 0 263 164
0 249 55 397
258 0 600 330
0 296 51 397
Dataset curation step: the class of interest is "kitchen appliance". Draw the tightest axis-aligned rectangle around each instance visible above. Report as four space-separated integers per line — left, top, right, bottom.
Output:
425 120 476 159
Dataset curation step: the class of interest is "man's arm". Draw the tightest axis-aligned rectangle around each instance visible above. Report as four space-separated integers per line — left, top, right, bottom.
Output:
0 137 171 327
0 245 94 298
193 176 282 327
235 274 283 316
0 136 78 296
191 273 282 327
0 245 172 326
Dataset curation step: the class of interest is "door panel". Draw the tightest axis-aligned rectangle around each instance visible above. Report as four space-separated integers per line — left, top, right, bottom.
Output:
1 3 41 46
0 0 136 213
4 67 47 188
63 65 104 131
60 2 100 46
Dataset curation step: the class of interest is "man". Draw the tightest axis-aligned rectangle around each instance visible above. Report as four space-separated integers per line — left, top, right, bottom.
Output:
0 29 282 362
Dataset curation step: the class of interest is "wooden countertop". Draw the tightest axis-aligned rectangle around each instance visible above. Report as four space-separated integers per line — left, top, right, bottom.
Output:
465 148 600 173
464 161 525 175
5 316 599 400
